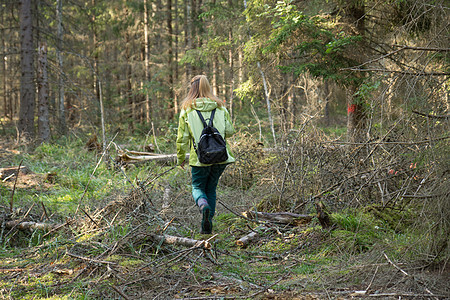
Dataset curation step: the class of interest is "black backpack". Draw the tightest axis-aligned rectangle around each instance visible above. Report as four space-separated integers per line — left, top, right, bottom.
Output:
193 108 228 164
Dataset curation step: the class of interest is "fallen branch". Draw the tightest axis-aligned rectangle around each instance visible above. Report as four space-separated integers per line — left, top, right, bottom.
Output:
248 274 289 298
235 225 268 248
10 162 23 213
110 285 130 300
42 219 72 238
242 211 313 226
218 200 262 224
383 252 437 298
412 110 450 119
66 252 118 265
0 164 30 181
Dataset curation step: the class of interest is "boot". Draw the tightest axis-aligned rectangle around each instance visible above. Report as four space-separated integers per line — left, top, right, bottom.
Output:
199 205 212 234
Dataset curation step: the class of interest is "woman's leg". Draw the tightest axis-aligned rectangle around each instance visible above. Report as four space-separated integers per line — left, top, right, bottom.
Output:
191 166 210 205
204 164 227 219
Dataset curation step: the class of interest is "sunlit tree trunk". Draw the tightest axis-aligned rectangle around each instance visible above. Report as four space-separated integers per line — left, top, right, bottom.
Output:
212 57 218 95
18 0 35 140
174 0 179 114
37 42 50 143
228 4 234 118
144 0 151 123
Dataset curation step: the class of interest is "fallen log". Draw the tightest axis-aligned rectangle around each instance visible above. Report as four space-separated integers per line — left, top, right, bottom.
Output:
115 149 189 165
149 233 212 250
235 225 268 248
242 211 313 226
4 220 55 232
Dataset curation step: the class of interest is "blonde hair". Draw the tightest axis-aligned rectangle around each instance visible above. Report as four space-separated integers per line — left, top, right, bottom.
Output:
181 75 224 110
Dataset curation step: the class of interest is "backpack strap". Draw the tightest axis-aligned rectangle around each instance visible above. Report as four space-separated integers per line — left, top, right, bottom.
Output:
196 108 216 128
209 108 216 127
192 108 217 152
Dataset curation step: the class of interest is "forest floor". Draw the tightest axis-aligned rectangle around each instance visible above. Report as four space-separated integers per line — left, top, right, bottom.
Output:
0 139 449 299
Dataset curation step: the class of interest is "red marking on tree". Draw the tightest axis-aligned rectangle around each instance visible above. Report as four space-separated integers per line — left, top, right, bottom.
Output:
348 104 357 113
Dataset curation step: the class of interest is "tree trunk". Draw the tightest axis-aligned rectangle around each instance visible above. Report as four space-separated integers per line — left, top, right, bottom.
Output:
167 0 174 120
323 80 330 126
238 39 243 109
37 42 50 143
144 0 151 123
288 83 295 130
1 9 8 119
228 12 234 118
346 85 366 143
91 0 99 104
185 0 193 78
174 0 179 115
242 0 276 146
18 0 35 140
212 57 218 95
344 1 366 144
56 0 66 133
125 7 134 132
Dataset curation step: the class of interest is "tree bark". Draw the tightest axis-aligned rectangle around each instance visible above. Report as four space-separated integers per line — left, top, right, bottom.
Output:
125 6 134 132
344 1 366 144
56 0 66 133
228 9 234 118
167 0 174 120
185 0 193 78
144 0 151 123
18 0 35 140
149 233 212 249
346 85 366 143
91 0 99 104
174 0 179 115
1 8 8 120
37 42 50 143
4 220 55 232
323 80 330 126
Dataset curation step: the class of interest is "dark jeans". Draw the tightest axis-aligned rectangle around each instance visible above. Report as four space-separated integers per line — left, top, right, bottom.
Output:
191 164 227 219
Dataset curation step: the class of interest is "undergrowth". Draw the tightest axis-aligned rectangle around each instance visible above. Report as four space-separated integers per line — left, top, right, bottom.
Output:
0 131 448 299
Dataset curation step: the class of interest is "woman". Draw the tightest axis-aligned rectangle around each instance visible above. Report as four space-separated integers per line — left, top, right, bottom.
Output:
176 75 235 234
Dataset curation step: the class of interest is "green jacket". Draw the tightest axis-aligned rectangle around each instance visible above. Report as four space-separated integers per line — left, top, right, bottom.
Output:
176 98 235 166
